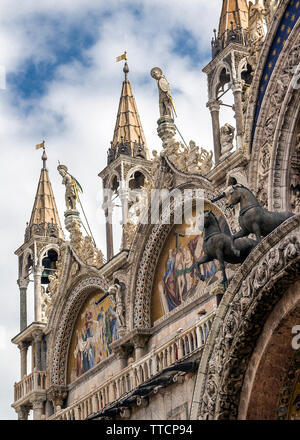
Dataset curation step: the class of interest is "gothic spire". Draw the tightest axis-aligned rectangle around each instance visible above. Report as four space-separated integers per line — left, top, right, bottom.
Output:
107 61 149 164
212 0 249 57
26 149 64 241
218 0 248 37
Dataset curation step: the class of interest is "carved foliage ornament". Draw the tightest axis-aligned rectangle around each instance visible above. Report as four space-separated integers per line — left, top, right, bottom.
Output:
250 34 300 209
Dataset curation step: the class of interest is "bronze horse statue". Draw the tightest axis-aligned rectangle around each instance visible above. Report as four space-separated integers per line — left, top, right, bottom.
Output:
196 211 258 285
222 185 294 242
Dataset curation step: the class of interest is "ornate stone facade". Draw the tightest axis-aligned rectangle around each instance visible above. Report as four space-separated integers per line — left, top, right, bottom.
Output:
12 0 300 421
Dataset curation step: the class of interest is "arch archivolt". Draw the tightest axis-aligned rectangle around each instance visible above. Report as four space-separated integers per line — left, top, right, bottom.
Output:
48 275 109 386
106 170 121 191
237 56 249 79
238 285 300 419
37 243 60 267
243 0 291 153
248 20 300 210
21 248 34 279
127 180 228 331
210 61 232 100
190 214 300 420
125 165 153 187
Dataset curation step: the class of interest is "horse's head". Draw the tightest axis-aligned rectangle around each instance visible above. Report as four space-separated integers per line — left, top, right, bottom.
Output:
225 185 241 208
203 210 220 229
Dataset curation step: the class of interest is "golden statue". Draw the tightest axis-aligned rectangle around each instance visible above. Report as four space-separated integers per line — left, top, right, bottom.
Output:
57 164 77 210
151 67 175 118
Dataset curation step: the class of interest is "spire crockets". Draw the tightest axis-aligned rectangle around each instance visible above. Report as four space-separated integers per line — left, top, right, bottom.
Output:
212 0 249 57
26 148 64 241
107 61 149 164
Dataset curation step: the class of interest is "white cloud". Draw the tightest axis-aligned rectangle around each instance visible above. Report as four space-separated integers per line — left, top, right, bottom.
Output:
0 0 224 419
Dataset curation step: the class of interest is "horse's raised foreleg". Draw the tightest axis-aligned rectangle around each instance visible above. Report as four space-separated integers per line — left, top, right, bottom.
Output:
232 228 248 240
215 249 228 287
252 223 262 242
230 240 240 258
196 255 212 281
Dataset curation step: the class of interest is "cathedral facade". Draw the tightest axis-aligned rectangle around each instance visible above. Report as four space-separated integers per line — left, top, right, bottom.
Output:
12 0 300 420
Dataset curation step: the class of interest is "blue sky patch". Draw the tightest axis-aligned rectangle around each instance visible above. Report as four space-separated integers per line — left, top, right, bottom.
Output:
7 15 99 100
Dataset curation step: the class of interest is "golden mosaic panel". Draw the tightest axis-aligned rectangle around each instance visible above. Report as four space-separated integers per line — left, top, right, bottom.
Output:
67 290 119 384
151 204 229 323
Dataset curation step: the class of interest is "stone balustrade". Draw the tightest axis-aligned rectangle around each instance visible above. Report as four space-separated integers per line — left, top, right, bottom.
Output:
49 312 215 420
14 370 47 403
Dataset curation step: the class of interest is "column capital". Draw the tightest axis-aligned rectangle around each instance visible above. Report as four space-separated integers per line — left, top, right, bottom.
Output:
32 329 43 342
113 345 131 361
132 334 150 349
47 385 67 412
231 81 243 94
34 266 43 277
18 341 30 351
206 99 220 112
15 405 30 420
17 278 29 289
31 398 45 410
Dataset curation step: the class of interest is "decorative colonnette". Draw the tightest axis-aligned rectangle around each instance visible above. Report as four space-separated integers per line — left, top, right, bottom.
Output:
190 214 300 420
50 276 109 387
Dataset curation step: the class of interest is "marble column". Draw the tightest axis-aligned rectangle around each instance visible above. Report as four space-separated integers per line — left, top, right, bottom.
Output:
151 350 158 375
34 267 42 322
133 334 149 361
207 100 221 164
232 81 244 149
104 206 114 261
33 330 43 371
119 186 129 228
196 324 201 347
178 338 184 359
17 279 29 332
18 342 29 378
41 339 47 371
115 347 128 369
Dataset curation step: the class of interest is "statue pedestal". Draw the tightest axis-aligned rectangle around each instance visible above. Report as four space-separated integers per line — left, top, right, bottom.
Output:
157 116 176 147
64 210 81 233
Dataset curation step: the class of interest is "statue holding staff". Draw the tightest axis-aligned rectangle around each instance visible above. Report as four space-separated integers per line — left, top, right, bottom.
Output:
57 164 77 210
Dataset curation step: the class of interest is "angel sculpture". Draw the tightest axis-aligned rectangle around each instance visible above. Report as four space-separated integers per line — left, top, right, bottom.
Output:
151 67 175 118
263 1 278 28
248 0 265 42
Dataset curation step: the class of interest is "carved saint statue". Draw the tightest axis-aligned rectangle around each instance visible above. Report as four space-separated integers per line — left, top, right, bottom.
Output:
150 67 173 118
57 164 77 210
220 123 235 159
108 284 125 328
263 0 278 28
199 148 213 174
248 0 265 42
151 150 161 180
41 286 52 322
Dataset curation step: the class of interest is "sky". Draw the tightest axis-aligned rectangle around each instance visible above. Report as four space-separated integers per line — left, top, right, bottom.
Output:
0 0 237 419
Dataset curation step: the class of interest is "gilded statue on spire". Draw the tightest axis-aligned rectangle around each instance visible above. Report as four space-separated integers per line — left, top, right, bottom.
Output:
57 164 77 210
151 67 175 118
